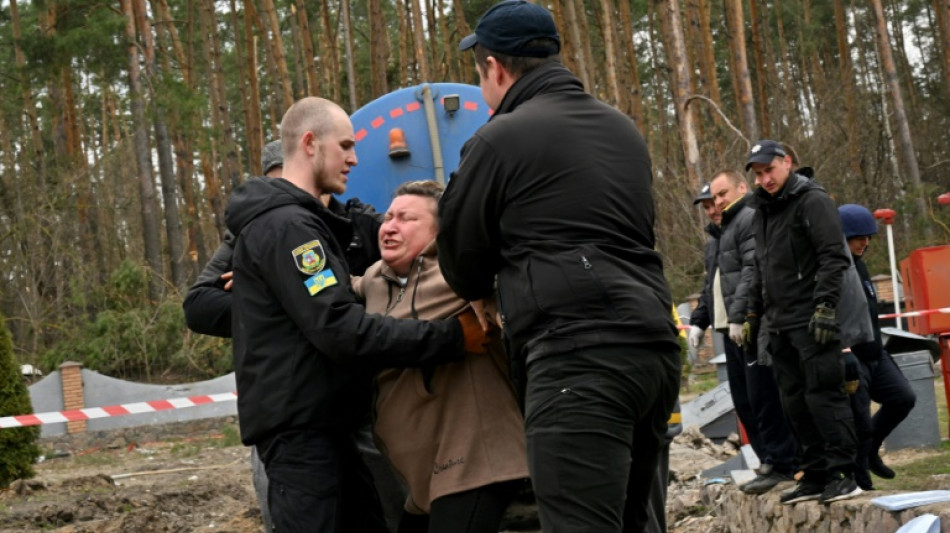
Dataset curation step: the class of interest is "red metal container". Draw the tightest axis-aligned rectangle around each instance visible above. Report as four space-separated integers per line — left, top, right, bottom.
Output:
900 245 950 335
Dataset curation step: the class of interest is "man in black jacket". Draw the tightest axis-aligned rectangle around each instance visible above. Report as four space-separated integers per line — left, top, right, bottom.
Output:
709 170 796 495
688 182 721 353
744 140 860 505
227 97 489 533
438 2 681 531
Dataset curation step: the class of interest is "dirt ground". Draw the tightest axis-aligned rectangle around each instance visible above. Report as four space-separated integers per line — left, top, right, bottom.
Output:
0 427 943 533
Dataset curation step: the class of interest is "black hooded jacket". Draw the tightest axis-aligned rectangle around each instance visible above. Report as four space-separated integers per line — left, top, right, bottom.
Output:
182 185 382 338
437 62 678 362
748 173 850 329
225 177 464 444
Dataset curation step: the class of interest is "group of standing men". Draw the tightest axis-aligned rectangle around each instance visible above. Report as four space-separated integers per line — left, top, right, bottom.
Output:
690 140 915 505
187 1 682 532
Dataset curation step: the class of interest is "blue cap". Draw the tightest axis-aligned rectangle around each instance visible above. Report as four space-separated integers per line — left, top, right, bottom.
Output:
459 1 561 57
839 204 878 239
745 140 788 171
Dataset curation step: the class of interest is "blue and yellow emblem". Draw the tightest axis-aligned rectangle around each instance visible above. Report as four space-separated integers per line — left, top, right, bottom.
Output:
292 240 326 275
304 268 338 296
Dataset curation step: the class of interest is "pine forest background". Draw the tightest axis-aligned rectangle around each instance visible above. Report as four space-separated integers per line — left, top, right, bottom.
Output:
1 0 949 382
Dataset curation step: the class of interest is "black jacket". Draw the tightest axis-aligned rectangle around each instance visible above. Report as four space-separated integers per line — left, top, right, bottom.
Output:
748 173 850 329
183 187 382 338
689 223 720 331
225 177 463 444
717 193 756 325
437 62 678 362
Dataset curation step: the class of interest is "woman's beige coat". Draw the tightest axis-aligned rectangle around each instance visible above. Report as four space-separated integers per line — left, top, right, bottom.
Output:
352 241 528 513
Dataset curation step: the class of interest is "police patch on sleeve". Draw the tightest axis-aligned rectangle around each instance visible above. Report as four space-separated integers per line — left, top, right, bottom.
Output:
304 268 338 296
292 240 327 275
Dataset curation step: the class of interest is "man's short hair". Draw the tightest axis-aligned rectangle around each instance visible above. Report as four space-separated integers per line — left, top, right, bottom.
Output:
279 97 341 158
472 42 561 78
711 169 747 189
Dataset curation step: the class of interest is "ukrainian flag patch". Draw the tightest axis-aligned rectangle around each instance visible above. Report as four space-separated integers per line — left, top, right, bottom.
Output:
304 268 338 296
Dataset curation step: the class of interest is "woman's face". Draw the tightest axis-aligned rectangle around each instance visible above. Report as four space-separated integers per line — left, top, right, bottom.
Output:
378 194 438 277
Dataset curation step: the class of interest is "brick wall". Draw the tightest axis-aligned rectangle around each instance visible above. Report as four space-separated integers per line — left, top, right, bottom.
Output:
59 361 86 434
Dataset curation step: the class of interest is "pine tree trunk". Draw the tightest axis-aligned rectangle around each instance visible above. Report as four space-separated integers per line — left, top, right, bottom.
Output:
723 0 758 141
656 0 704 188
320 1 342 101
134 0 187 290
8 0 47 188
834 0 862 180
292 0 320 96
261 0 295 109
561 0 591 92
242 0 263 169
934 0 950 104
398 0 410 86
368 0 389 98
617 0 648 136
123 0 164 300
451 0 473 83
409 0 431 81
599 0 621 107
747 0 770 138
342 0 359 111
697 0 720 103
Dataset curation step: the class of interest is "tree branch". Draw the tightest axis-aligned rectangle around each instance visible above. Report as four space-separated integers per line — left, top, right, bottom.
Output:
684 94 749 148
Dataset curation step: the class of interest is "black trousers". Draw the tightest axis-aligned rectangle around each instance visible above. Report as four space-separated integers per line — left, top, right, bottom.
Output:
723 336 797 474
768 327 857 479
259 429 389 533
850 350 916 469
524 344 681 533
396 480 522 533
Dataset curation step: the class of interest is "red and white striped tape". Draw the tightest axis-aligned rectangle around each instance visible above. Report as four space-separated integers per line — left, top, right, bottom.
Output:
879 307 950 320
0 392 237 430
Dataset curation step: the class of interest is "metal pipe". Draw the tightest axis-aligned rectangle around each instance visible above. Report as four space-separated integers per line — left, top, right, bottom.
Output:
885 223 902 330
420 83 445 184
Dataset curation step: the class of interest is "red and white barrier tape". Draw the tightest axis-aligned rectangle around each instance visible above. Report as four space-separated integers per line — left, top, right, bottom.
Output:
0 392 237 430
879 307 950 320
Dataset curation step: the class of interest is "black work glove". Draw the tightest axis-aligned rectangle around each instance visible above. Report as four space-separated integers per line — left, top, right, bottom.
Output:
741 313 760 354
808 303 839 344
842 351 860 394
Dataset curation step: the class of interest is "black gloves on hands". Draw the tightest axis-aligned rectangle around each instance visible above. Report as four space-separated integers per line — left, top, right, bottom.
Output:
842 351 861 394
808 303 839 344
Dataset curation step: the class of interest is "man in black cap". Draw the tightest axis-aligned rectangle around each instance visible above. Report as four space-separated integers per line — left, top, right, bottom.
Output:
437 2 681 531
688 182 720 353
743 140 861 504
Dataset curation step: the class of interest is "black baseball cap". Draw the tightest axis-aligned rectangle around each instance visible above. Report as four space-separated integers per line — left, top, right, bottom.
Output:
745 140 788 171
458 0 561 57
693 183 712 205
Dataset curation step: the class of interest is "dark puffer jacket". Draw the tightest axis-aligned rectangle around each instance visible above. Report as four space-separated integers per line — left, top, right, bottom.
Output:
748 173 851 329
717 192 756 325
